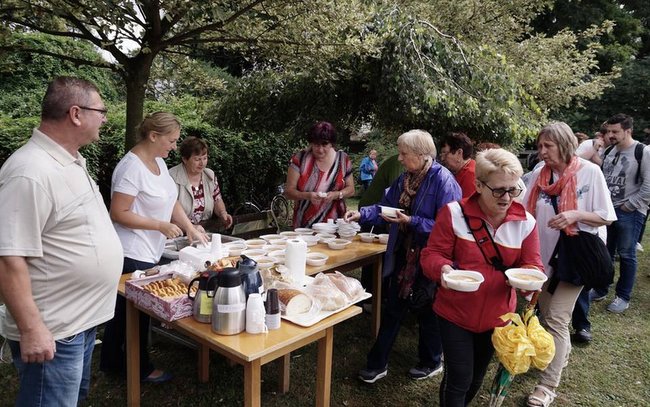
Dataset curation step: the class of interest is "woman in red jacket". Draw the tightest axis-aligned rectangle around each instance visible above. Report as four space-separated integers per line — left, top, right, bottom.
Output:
421 148 544 407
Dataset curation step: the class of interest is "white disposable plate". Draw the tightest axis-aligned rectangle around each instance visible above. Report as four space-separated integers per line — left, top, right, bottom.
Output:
282 282 371 327
379 205 405 218
443 270 484 292
505 268 547 291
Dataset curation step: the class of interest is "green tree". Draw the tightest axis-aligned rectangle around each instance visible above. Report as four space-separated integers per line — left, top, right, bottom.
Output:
0 0 380 148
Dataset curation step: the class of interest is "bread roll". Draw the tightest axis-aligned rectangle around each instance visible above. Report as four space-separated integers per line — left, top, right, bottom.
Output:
277 289 312 315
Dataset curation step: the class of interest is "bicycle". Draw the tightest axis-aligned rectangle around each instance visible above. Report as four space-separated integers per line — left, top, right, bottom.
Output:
234 184 292 230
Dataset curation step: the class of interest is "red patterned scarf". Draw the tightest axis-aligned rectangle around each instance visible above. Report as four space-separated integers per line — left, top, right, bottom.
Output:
526 156 582 236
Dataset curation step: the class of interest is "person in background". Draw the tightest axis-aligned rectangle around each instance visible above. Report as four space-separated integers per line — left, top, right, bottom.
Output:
169 136 233 232
100 112 207 383
574 125 608 166
422 148 543 407
439 132 476 197
0 77 123 405
592 113 650 313
359 149 379 191
574 132 589 144
358 154 403 298
284 121 355 227
345 129 461 384
523 122 615 407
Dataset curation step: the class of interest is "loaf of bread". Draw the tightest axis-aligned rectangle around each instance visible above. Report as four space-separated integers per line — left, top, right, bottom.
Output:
277 288 313 315
308 274 348 311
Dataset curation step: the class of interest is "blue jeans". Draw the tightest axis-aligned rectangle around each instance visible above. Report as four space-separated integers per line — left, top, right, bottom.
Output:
600 208 644 301
571 286 591 331
9 326 97 406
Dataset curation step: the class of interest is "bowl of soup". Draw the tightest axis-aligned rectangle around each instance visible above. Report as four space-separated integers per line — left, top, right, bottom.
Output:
505 268 547 291
443 270 484 292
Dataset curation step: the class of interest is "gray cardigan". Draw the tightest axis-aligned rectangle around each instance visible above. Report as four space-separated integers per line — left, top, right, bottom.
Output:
168 163 217 223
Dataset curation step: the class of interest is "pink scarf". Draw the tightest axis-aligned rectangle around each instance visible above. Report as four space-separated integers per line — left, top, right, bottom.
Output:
527 156 582 236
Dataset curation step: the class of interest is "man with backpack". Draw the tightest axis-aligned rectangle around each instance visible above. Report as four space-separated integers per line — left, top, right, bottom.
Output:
593 114 650 313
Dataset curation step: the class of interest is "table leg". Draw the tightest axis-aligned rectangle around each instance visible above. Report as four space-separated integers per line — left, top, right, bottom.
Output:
198 343 209 383
316 326 333 407
126 301 140 407
278 353 290 393
244 359 262 407
371 256 383 337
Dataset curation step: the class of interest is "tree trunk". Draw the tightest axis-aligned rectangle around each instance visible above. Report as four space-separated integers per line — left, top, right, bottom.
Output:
123 55 155 150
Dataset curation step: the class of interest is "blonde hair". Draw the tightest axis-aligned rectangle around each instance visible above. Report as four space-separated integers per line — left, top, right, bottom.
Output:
136 111 181 141
537 122 578 163
475 148 523 181
397 129 437 158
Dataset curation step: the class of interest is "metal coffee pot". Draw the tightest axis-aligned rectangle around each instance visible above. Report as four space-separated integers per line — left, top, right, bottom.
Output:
237 255 264 299
187 271 217 323
211 267 246 335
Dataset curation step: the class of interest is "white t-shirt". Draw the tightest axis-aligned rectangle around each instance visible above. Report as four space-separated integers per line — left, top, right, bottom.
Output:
112 152 178 263
0 129 123 340
575 139 602 161
522 158 617 276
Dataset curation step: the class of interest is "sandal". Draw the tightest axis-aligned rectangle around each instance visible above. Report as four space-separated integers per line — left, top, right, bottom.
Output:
527 384 556 407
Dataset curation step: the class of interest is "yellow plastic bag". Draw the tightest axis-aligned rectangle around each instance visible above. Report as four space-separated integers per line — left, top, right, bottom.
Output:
492 313 536 375
524 309 556 370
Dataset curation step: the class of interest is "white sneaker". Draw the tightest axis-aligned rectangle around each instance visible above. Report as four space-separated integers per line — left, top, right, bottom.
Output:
607 297 630 313
636 242 644 252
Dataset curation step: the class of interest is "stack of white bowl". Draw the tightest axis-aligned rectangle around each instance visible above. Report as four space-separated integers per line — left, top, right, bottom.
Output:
312 222 338 235
337 220 360 240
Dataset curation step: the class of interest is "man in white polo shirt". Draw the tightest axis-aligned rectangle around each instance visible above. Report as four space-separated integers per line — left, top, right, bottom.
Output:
0 77 123 405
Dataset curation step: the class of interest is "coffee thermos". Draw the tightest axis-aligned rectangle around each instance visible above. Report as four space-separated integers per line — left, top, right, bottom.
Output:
237 255 264 299
187 271 217 323
211 267 246 335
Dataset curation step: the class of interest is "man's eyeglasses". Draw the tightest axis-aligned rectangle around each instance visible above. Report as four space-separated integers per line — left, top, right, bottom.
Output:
480 181 523 198
77 106 108 117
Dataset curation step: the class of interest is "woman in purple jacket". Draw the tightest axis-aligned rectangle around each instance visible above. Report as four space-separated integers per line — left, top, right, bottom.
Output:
345 129 461 383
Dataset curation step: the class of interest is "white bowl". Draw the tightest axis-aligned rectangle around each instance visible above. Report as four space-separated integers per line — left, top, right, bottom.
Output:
223 242 246 256
241 249 267 260
306 252 329 266
268 239 288 247
294 228 314 235
315 233 337 243
259 234 284 242
379 205 405 219
338 230 357 240
359 232 378 243
268 250 286 264
312 223 339 234
299 235 320 246
265 244 286 253
279 231 300 238
377 234 389 244
327 239 352 250
255 256 278 269
443 270 485 292
505 268 548 291
245 239 267 249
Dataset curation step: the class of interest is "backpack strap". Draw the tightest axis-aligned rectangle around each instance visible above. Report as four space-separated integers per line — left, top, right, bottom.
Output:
634 142 644 184
458 202 508 273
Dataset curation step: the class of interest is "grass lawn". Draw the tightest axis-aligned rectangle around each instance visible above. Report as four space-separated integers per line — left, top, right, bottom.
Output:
1 219 649 406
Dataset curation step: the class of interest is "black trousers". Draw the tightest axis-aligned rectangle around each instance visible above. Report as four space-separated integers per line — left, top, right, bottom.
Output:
438 317 494 407
99 257 156 379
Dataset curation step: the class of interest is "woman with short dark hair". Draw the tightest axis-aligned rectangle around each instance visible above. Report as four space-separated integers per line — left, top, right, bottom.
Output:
284 121 355 227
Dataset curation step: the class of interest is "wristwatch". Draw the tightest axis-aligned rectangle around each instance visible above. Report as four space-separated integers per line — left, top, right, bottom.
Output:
339 191 343 200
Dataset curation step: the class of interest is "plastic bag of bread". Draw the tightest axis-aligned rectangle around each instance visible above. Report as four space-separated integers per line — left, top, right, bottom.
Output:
323 271 364 301
305 273 348 311
273 282 320 316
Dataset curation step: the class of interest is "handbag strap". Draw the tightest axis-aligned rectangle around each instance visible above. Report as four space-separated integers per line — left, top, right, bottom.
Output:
458 203 508 273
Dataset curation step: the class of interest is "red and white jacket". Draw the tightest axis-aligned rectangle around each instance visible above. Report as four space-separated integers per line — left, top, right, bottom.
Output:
421 195 543 333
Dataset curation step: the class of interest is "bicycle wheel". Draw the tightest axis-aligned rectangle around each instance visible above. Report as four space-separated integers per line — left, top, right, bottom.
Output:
270 194 291 227
234 201 262 216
